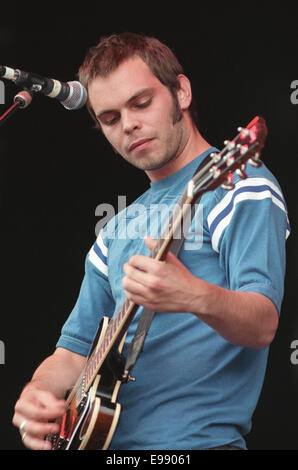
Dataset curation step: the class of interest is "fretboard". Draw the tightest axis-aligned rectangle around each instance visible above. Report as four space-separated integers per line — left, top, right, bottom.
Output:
82 185 200 393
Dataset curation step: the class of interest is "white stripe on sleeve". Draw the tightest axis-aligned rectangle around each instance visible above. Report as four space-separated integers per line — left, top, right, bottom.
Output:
207 178 289 253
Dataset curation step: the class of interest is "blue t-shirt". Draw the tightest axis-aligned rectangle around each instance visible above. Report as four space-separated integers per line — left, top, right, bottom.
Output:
56 148 289 450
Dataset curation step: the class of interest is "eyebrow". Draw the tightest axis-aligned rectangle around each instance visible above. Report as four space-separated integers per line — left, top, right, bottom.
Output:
96 88 154 120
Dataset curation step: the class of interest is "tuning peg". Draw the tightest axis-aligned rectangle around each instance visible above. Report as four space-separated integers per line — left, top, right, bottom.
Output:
226 156 235 167
210 152 221 162
236 144 248 155
221 173 235 190
248 152 262 168
210 166 221 179
237 127 250 137
224 140 235 150
236 164 247 179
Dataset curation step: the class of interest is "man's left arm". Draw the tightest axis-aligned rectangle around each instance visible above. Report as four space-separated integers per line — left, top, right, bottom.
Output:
122 236 279 350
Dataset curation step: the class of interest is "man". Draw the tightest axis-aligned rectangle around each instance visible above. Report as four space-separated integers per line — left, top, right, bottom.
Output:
12 33 289 450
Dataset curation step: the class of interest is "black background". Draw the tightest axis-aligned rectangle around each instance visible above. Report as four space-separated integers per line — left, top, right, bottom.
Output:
0 7 297 450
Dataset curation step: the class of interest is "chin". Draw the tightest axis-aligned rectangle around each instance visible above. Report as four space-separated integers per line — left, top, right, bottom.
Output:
130 153 176 172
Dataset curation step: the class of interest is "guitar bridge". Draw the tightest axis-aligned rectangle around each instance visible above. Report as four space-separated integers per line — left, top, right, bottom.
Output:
47 432 69 450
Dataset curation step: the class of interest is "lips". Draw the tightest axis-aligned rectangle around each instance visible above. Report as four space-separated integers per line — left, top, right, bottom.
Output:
128 138 154 152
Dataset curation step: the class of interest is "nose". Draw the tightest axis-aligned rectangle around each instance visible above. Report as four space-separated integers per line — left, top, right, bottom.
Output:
122 110 140 134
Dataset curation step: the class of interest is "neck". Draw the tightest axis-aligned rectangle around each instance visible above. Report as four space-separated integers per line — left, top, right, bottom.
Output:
146 121 211 183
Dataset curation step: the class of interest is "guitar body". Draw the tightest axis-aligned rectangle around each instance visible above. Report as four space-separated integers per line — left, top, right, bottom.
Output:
48 317 125 450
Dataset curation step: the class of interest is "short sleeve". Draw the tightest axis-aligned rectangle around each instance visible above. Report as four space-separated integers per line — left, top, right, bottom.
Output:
207 173 290 313
56 232 115 356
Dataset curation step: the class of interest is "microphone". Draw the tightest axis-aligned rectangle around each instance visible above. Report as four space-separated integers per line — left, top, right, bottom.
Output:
0 65 87 110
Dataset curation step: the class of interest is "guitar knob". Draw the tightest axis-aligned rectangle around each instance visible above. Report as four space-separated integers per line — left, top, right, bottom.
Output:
122 370 136 383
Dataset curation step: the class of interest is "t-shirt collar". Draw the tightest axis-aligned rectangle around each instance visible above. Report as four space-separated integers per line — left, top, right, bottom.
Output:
149 147 218 194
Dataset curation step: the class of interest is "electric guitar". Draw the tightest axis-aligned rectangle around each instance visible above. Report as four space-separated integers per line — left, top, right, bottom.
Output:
47 115 268 450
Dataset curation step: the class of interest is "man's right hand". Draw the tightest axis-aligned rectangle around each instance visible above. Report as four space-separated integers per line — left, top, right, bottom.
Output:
12 385 67 450
12 348 86 449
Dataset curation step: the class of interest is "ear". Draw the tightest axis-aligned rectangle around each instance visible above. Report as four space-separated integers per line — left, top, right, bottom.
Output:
176 74 192 111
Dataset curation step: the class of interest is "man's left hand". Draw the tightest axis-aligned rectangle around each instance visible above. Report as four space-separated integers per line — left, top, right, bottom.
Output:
122 236 203 313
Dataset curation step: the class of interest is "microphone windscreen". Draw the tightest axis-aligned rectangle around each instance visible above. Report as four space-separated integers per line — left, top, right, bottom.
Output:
61 81 87 110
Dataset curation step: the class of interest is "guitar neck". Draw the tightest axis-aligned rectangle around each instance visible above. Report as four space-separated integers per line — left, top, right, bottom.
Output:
79 179 204 397
151 161 219 257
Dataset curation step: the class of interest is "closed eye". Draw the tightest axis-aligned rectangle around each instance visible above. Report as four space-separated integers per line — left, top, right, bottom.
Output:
104 116 119 126
135 98 152 109
98 92 154 127
99 113 120 126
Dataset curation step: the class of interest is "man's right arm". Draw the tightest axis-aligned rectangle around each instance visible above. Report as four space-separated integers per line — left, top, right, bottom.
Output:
12 347 87 450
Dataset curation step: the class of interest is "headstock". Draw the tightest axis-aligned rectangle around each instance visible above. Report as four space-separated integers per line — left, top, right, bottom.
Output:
188 116 268 198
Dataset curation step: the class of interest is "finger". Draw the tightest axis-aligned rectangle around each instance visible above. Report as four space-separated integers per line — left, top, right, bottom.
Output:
123 289 156 310
21 418 60 438
128 254 165 275
14 410 61 450
22 389 66 409
122 276 149 297
22 431 53 450
15 396 66 422
123 262 157 288
164 249 185 268
15 398 65 421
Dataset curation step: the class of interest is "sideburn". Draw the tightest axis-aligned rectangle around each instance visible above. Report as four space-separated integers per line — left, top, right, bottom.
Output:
170 90 183 125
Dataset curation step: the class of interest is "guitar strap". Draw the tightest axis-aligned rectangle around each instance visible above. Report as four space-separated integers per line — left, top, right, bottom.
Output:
123 151 214 381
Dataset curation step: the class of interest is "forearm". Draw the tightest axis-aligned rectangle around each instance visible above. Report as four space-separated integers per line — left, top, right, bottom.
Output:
25 347 87 398
190 279 279 349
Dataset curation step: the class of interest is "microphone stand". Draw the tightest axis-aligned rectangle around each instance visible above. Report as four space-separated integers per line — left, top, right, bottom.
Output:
0 90 33 127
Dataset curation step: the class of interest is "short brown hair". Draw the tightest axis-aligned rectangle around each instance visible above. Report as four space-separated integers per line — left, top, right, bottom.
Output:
78 32 198 129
